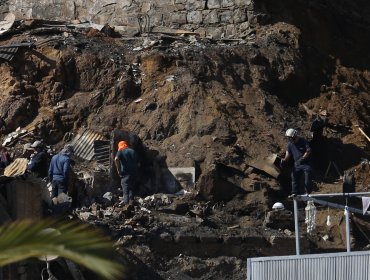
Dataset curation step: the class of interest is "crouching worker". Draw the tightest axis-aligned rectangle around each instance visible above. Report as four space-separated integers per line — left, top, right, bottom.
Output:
114 141 139 206
48 144 74 202
281 128 313 198
27 140 49 178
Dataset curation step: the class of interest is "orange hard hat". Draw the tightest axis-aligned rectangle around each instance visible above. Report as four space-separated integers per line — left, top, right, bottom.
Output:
118 141 128 151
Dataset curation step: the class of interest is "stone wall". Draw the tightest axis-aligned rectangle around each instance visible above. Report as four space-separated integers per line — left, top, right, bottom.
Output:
5 0 258 38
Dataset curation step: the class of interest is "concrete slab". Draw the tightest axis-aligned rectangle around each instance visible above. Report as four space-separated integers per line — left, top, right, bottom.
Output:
168 167 195 188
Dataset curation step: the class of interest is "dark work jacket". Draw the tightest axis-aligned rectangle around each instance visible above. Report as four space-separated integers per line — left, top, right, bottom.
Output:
116 148 139 176
0 151 11 168
287 137 311 162
28 151 49 178
48 152 71 183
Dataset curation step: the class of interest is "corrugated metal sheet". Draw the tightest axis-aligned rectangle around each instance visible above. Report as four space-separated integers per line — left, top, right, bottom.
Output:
247 251 370 280
93 140 110 167
70 130 106 161
0 47 18 61
0 43 35 62
4 158 29 177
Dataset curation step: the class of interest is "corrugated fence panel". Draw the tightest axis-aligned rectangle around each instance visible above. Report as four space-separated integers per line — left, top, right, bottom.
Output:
70 130 106 161
248 251 370 280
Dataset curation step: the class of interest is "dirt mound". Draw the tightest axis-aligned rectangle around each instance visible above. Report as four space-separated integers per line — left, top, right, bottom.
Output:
0 3 369 278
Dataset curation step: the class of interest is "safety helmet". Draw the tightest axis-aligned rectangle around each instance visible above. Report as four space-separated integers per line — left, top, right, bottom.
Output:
272 202 285 210
285 128 298 138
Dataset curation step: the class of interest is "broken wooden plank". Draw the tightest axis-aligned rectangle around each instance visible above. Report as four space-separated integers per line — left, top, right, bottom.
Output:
248 160 280 179
151 26 200 36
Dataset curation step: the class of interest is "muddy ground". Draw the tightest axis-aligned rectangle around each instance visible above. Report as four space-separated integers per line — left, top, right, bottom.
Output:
0 1 370 279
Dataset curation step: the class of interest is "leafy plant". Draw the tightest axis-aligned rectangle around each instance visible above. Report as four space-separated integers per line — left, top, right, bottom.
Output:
0 219 124 279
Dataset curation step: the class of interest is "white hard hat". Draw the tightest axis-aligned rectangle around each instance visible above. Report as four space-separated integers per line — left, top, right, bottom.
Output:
285 128 298 138
272 202 285 210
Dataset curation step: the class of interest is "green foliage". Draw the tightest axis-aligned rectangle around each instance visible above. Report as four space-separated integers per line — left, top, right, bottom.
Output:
0 219 124 279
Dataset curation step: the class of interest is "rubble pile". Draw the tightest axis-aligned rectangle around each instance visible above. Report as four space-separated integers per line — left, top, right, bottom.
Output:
0 0 369 279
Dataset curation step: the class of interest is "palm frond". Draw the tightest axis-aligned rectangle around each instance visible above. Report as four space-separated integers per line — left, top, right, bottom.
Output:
0 219 124 279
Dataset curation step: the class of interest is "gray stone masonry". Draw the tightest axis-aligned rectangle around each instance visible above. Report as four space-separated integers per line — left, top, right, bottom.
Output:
2 0 257 39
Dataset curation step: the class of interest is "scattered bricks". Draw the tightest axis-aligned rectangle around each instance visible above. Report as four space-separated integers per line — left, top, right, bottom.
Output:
187 11 203 24
234 8 247 23
174 233 197 243
186 0 206 10
160 232 173 242
221 0 234 8
219 10 233 23
223 235 243 245
207 0 221 9
171 12 187 24
203 10 219 24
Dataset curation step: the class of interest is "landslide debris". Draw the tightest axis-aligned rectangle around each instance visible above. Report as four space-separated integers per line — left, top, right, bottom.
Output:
0 1 370 278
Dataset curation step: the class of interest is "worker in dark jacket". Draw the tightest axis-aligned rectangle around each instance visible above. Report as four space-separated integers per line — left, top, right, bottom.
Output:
114 141 139 205
281 128 312 197
48 144 74 199
27 140 49 178
0 144 11 169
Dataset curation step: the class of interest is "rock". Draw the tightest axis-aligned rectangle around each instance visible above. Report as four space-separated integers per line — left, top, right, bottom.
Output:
197 163 244 201
263 210 294 230
207 0 221 9
187 11 203 24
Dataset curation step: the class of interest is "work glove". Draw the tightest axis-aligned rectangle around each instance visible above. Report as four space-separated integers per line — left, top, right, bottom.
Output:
295 157 307 166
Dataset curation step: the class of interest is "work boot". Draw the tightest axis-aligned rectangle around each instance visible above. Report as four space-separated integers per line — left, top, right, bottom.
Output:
288 193 297 199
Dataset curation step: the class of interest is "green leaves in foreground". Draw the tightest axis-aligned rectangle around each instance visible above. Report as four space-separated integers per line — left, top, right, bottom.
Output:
0 219 124 279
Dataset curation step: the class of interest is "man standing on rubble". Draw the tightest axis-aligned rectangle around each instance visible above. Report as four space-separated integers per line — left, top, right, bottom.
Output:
48 144 74 199
281 128 313 198
114 141 139 205
27 140 49 178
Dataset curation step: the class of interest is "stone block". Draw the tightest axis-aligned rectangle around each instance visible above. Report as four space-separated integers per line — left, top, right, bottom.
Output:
141 2 151 13
225 24 236 37
171 12 187 24
155 0 176 8
234 8 247 23
187 10 202 24
206 26 224 39
194 27 207 37
175 4 186 11
239 21 250 31
207 0 221 9
186 0 206 10
219 10 233 23
221 0 234 8
203 9 219 24
175 0 186 3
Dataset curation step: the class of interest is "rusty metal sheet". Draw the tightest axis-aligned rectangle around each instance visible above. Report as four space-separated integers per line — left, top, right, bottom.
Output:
70 129 107 161
4 158 29 177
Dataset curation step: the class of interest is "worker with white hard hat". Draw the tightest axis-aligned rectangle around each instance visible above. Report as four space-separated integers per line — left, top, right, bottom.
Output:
281 128 313 198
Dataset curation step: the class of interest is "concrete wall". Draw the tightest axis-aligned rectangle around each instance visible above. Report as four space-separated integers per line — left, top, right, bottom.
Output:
3 0 257 38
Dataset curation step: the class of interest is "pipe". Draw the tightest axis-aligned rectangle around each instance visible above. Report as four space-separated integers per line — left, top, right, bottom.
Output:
345 206 351 252
298 196 369 216
293 198 300 255
298 192 370 198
